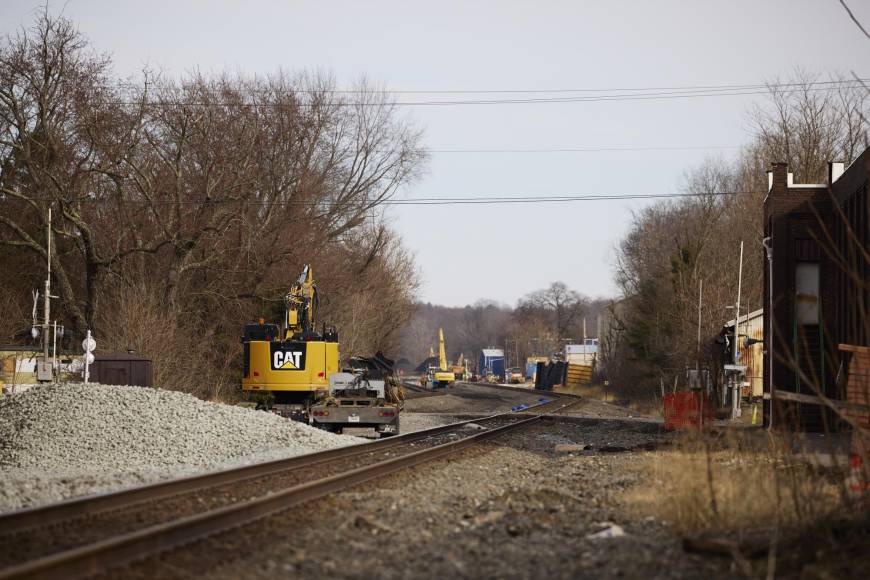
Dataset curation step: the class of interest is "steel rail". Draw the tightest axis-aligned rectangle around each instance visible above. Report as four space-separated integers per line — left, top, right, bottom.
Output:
0 401 573 580
0 397 562 534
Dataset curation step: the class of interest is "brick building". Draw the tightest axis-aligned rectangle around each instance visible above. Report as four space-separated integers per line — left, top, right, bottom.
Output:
763 148 870 430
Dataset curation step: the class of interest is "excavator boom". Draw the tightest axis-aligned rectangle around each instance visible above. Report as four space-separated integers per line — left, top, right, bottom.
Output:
284 265 317 339
427 327 455 388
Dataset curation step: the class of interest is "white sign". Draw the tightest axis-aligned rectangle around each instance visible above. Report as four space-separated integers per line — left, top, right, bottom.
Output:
83 329 94 384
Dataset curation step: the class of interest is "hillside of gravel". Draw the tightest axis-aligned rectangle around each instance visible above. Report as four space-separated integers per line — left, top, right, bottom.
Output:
0 383 364 511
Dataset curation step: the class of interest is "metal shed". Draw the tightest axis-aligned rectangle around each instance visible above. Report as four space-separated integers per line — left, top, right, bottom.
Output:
722 308 764 398
91 352 153 387
479 348 505 380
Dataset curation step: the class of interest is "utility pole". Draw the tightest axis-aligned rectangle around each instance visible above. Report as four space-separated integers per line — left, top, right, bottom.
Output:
37 208 54 382
697 278 705 426
43 208 51 363
762 237 774 429
731 241 744 419
697 279 703 368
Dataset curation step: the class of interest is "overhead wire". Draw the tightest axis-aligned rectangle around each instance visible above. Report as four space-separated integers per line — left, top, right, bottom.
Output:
425 145 740 154
98 78 870 107
110 77 869 95
8 191 756 207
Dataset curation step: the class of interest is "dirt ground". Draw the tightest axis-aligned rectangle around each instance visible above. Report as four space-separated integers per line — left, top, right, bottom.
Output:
404 382 644 421
106 384 867 579
111 385 728 579
402 383 544 414
190 420 726 580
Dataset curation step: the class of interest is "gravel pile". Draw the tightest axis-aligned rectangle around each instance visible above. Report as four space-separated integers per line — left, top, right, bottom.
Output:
0 383 363 511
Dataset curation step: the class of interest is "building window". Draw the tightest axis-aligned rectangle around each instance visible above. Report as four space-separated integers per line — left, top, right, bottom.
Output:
795 262 819 325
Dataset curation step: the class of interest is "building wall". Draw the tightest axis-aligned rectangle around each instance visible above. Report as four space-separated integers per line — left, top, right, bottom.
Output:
722 309 764 398
741 313 764 398
763 152 870 430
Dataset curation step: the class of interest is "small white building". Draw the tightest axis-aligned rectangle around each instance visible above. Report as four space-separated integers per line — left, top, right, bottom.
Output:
564 339 598 366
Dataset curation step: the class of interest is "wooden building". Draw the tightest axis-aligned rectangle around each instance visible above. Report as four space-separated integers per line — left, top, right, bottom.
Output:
763 149 870 430
722 308 764 399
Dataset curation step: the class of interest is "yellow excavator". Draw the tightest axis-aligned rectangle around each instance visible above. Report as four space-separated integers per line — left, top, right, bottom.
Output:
241 265 338 420
451 353 467 380
241 265 402 434
427 328 455 389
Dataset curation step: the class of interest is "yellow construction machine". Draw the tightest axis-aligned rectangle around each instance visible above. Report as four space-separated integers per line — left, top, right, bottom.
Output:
241 265 337 420
427 328 455 389
241 265 402 434
451 353 468 381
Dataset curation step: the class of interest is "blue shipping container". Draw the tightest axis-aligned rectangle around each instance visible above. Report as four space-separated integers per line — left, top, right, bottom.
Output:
479 349 505 380
492 357 505 381
525 362 538 379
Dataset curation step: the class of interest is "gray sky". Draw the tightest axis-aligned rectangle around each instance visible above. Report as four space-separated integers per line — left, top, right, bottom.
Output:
3 0 869 306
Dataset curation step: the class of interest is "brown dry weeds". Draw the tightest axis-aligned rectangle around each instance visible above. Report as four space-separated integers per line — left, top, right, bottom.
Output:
627 430 855 534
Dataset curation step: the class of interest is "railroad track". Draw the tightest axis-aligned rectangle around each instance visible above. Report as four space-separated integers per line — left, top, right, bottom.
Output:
459 380 582 399
0 396 579 580
401 378 446 398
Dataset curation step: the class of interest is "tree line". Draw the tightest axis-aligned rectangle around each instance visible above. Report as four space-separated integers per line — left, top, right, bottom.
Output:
603 72 869 400
398 283 608 370
0 14 425 398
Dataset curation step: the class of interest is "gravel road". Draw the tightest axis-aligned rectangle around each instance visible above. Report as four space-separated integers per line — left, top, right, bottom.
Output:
404 383 646 421
0 383 363 511
403 383 548 414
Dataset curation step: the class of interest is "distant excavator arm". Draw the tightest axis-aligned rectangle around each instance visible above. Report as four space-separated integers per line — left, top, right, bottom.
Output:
284 265 317 339
438 328 448 371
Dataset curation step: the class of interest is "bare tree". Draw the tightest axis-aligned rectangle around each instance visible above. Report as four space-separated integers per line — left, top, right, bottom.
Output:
0 13 427 397
518 282 589 341
749 71 868 182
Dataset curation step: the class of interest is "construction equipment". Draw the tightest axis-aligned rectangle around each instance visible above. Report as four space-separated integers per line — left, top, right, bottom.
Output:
241 265 402 434
450 353 467 381
311 352 403 436
507 367 525 384
427 328 455 389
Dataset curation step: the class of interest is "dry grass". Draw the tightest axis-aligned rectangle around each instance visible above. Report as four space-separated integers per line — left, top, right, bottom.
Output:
627 431 856 536
97 283 238 402
555 382 664 417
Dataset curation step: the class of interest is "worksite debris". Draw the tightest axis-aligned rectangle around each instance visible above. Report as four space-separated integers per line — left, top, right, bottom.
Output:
0 383 363 511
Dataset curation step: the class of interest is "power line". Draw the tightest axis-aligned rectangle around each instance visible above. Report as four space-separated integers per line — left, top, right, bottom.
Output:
839 0 870 42
381 191 754 205
99 79 870 107
426 145 740 154
111 77 870 95
8 191 755 207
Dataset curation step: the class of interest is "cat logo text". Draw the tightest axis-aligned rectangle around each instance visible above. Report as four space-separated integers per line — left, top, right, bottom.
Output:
269 344 307 371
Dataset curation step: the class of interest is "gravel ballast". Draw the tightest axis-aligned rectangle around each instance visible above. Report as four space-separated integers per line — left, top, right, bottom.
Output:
0 383 363 511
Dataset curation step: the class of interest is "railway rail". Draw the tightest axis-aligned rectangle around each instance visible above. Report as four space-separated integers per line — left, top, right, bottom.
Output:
401 378 446 398
0 395 580 580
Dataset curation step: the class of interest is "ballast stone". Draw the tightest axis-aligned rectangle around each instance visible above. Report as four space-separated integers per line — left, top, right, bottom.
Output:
0 382 364 511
